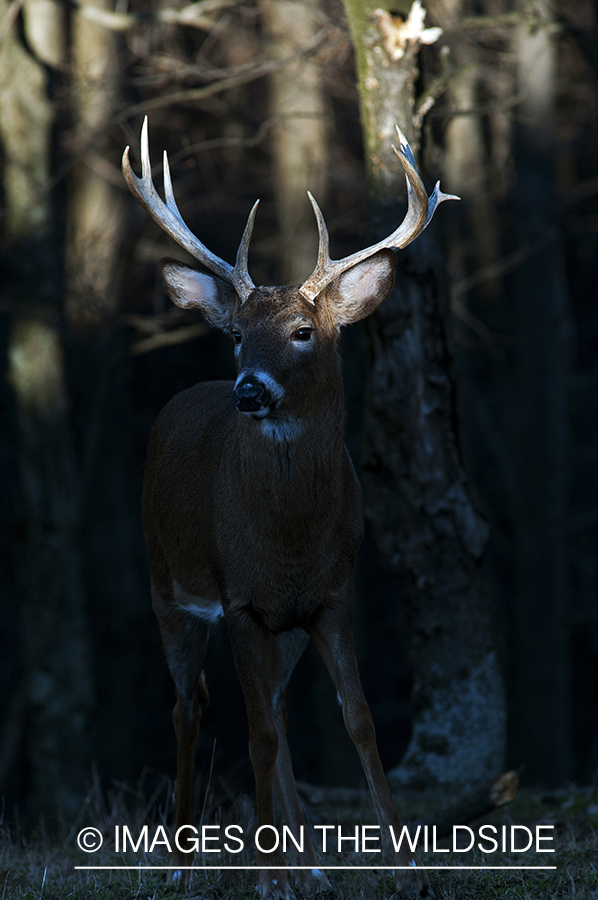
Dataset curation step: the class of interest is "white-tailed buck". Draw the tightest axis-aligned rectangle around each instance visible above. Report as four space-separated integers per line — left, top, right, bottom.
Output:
123 117 456 898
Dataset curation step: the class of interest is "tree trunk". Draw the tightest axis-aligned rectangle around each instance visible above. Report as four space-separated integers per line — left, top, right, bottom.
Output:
0 1 93 820
342 0 506 792
65 0 125 328
64 0 149 786
429 0 503 303
260 0 328 283
509 0 571 784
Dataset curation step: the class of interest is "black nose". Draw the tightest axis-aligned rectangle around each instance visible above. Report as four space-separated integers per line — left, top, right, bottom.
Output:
234 378 272 412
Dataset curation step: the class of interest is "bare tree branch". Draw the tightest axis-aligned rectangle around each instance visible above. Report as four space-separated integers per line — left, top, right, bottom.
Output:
118 25 330 121
0 0 25 47
432 90 525 120
82 119 276 191
451 230 558 297
67 0 237 33
124 310 210 355
413 61 473 132
129 324 209 355
444 10 562 34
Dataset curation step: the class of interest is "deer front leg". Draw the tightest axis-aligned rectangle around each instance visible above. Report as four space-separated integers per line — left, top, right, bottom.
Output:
171 667 209 859
226 615 294 900
154 593 211 875
309 604 430 898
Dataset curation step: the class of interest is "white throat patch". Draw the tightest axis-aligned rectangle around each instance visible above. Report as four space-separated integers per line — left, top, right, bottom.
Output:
258 417 303 442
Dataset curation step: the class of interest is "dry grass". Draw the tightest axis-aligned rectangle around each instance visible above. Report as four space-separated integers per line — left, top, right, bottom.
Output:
0 782 596 899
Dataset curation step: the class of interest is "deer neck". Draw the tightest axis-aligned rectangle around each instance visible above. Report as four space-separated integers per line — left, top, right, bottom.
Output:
229 378 347 517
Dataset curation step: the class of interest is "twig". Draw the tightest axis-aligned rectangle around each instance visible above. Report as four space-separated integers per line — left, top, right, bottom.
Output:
38 868 47 900
443 10 563 34
69 0 236 33
199 739 217 828
449 233 559 346
564 175 598 208
84 150 130 190
451 230 558 298
413 62 473 132
117 25 329 121
164 117 275 167
432 90 525 121
0 0 25 48
449 297 497 346
130 323 209 355
423 771 519 837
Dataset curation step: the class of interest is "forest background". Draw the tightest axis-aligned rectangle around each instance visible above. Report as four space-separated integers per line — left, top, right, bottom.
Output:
0 0 596 832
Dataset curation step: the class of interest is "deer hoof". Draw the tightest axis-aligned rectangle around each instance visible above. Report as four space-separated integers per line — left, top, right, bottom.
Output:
258 872 295 900
294 867 332 894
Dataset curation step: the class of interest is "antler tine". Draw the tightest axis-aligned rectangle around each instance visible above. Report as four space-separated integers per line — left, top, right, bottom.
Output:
234 200 260 296
122 117 257 301
299 192 331 306
308 191 331 264
299 125 459 303
162 148 185 226
424 180 461 228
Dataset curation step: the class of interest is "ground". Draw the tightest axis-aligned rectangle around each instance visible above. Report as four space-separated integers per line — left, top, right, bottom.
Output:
0 785 596 899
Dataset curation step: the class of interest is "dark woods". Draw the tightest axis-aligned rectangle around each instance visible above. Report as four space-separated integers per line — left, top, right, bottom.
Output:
0 0 596 827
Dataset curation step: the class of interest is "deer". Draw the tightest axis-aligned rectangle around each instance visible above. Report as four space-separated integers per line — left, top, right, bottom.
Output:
122 117 457 898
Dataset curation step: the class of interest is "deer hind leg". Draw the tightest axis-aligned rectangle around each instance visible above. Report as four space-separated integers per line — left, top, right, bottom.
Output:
272 630 331 895
152 584 211 872
309 605 430 898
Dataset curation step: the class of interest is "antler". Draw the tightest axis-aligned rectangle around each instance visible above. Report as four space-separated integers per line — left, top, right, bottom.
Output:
122 117 258 302
299 126 459 303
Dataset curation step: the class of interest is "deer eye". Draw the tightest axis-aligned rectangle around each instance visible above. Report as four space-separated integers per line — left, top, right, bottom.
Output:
293 327 312 342
232 330 242 345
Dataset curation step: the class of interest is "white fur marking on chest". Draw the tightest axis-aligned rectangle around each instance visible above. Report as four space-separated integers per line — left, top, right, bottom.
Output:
173 580 224 624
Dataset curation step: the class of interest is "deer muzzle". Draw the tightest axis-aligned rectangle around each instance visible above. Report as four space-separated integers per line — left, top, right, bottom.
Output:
234 376 273 415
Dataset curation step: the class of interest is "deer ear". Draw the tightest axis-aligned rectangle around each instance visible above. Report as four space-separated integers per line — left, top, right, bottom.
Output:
323 249 396 327
159 258 237 332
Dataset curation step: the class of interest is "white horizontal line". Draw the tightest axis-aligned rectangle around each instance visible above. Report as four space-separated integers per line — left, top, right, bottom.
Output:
75 865 557 871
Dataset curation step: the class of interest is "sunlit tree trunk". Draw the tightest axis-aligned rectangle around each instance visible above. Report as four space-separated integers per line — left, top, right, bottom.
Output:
343 0 506 792
429 0 502 301
64 1 148 782
260 0 328 283
65 0 125 328
0 0 92 820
